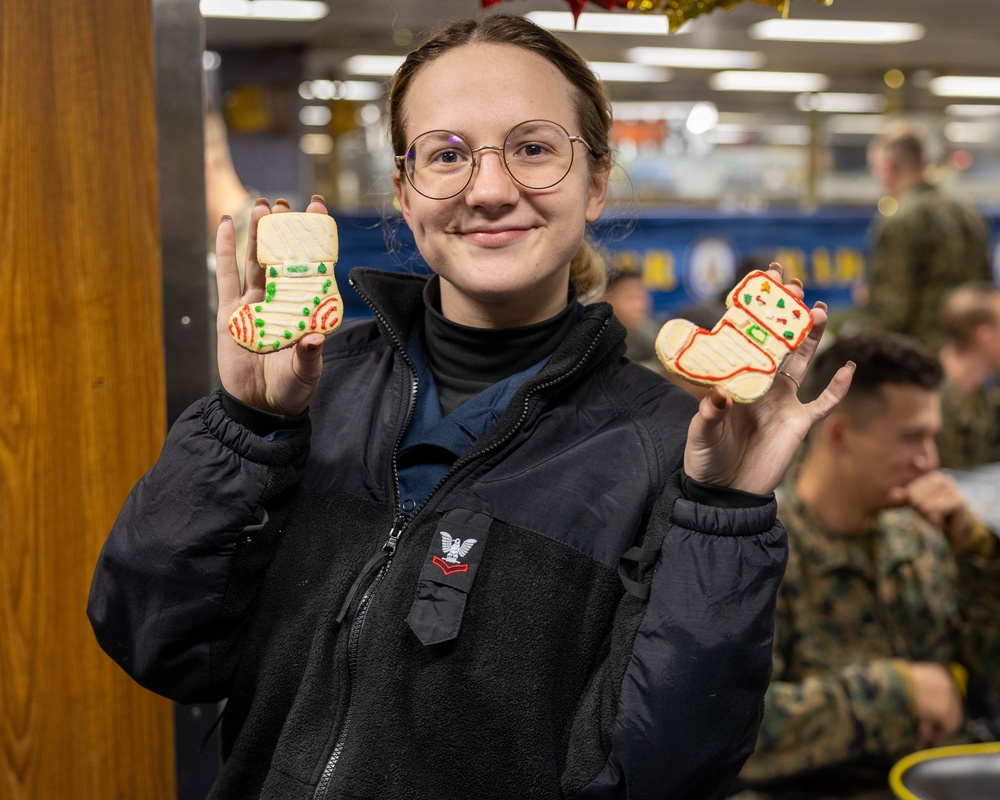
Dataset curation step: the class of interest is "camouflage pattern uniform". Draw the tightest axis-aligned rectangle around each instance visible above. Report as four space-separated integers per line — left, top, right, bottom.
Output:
863 182 992 351
937 377 1000 470
735 482 1000 800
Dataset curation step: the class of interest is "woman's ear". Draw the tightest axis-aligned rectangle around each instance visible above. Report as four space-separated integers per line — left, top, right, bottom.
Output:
393 172 412 225
585 157 610 224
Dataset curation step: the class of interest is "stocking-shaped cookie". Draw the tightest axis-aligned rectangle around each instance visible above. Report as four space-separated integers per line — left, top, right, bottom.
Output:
655 271 813 402
229 212 343 352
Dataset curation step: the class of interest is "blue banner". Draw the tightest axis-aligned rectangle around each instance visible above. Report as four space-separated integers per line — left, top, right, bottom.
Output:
332 207 1000 321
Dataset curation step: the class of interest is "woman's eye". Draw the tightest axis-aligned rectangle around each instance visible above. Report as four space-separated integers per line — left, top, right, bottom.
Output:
430 149 467 167
517 142 548 158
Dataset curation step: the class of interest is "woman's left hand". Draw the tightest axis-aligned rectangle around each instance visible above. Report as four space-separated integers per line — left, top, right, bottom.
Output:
682 266 854 495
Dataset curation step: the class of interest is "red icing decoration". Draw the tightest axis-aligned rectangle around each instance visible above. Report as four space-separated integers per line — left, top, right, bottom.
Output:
311 296 341 332
229 304 256 344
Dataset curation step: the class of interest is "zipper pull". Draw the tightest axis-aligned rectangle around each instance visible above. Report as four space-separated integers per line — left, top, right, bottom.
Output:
335 518 406 624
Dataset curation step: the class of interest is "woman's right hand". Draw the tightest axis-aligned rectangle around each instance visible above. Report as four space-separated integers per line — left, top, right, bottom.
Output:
215 196 328 416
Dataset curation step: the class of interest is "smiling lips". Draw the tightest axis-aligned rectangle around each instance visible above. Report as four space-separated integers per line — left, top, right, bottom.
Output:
459 226 532 247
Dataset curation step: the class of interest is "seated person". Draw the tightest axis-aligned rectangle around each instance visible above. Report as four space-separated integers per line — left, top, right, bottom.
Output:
601 267 660 369
936 281 1000 469
737 332 1000 800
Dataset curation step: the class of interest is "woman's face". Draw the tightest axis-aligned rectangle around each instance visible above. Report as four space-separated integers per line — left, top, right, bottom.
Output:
394 43 608 328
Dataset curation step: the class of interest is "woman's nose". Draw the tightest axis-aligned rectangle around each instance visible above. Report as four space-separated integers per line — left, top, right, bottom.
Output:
465 148 519 206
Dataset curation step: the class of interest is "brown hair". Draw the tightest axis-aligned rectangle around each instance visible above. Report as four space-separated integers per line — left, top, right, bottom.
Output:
940 280 1000 350
388 13 614 300
802 332 942 425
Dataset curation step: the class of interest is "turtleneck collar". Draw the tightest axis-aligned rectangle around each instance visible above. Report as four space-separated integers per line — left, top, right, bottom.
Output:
421 276 581 415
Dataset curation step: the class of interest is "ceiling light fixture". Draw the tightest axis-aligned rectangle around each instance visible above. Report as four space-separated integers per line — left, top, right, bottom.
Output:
944 121 997 143
749 19 924 44
930 76 1000 98
201 0 329 21
342 55 406 76
589 62 671 83
710 71 829 93
627 46 764 70
795 92 888 113
299 80 385 101
946 104 1000 117
525 11 676 35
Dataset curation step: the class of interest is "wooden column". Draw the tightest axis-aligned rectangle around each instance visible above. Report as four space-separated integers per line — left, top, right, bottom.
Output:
0 0 176 797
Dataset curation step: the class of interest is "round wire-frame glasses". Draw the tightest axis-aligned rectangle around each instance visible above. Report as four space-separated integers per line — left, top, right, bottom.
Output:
395 119 594 200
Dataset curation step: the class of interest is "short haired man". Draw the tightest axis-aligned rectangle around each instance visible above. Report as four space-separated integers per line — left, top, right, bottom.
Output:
737 332 1000 800
861 121 992 350
936 281 1000 468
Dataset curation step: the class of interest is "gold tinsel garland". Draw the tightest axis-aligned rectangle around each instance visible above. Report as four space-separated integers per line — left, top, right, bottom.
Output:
484 0 833 32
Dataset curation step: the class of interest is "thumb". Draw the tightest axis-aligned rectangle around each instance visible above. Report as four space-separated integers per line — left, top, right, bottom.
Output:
291 334 326 383
700 386 732 425
687 386 733 444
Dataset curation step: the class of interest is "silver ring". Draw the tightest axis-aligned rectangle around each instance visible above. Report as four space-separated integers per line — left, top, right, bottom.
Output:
778 370 800 391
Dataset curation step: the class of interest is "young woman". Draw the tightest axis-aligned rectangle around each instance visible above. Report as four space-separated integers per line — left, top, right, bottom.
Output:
89 14 851 799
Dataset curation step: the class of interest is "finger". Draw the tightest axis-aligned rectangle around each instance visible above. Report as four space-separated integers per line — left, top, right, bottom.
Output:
290 333 327 384
803 361 855 423
244 198 273 294
306 193 328 215
216 216 241 311
690 386 732 438
781 301 829 380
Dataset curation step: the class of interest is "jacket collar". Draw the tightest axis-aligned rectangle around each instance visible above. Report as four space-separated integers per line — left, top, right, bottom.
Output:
348 267 627 394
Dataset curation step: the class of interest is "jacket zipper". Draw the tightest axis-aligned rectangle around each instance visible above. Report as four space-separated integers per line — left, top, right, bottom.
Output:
312 280 612 797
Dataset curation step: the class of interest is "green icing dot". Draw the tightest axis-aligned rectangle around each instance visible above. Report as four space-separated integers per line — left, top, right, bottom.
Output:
318 264 327 273
254 305 263 312
272 341 281 350
303 307 311 315
283 330 293 339
255 319 265 328
783 330 795 339
321 279 332 294
313 296 321 306
777 298 786 308
256 342 264 350
298 321 306 330
743 293 752 304
269 266 278 277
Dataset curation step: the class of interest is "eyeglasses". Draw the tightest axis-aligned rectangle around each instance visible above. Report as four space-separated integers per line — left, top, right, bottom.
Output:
396 119 594 200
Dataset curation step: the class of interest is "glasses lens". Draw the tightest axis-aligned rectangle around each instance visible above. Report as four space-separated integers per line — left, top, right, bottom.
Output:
406 131 473 199
504 121 574 190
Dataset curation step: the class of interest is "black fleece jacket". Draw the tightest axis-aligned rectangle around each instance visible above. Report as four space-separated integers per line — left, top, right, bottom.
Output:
88 268 787 800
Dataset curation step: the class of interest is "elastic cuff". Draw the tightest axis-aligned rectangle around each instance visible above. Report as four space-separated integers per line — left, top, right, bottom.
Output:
219 387 308 439
891 659 917 718
681 471 773 510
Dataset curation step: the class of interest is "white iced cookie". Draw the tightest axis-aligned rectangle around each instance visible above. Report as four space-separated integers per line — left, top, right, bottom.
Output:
229 212 343 352
655 270 813 403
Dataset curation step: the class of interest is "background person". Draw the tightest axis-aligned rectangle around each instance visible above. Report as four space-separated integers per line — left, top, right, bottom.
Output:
88 14 850 799
736 332 1000 800
600 267 660 369
859 120 991 351
936 280 1000 469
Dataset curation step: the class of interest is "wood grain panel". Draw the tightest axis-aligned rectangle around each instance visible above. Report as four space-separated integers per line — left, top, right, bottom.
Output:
0 0 176 797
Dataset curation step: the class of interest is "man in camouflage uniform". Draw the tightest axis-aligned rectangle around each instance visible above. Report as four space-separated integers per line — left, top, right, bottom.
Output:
736 333 1000 800
860 121 992 352
936 281 1000 469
